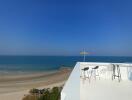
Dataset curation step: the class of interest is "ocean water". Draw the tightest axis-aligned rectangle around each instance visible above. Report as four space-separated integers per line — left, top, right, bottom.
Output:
0 56 132 72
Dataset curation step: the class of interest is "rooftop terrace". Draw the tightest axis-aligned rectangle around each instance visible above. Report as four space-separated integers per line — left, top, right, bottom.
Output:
61 62 132 100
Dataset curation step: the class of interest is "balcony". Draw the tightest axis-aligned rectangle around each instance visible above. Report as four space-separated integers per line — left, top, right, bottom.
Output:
61 62 132 100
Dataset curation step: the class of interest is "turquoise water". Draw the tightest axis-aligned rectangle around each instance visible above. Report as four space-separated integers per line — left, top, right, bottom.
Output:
0 56 132 72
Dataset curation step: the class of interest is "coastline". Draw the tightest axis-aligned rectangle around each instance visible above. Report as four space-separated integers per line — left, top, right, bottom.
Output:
0 68 72 100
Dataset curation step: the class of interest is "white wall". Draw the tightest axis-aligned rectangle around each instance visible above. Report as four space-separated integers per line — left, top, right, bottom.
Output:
80 62 132 81
61 62 80 100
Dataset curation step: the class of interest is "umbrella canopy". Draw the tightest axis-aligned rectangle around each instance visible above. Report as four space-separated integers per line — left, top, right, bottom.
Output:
80 51 89 62
80 51 89 55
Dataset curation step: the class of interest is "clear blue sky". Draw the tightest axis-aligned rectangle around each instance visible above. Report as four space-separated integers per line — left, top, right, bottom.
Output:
0 0 132 56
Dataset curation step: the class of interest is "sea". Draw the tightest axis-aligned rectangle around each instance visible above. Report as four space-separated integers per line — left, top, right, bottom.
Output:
0 56 132 72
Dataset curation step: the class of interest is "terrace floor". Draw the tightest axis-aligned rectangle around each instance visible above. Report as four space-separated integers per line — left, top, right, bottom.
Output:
80 62 132 100
80 78 132 100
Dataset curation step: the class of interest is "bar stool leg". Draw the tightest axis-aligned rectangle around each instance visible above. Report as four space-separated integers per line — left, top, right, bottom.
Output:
117 66 121 82
97 69 100 80
86 70 90 82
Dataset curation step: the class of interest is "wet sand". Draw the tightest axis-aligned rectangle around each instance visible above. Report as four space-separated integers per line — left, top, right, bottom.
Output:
0 68 72 100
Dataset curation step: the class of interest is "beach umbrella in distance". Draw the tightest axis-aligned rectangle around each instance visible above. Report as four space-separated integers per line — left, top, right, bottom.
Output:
80 50 89 62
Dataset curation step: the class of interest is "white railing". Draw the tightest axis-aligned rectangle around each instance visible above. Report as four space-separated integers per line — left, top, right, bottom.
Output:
80 62 132 81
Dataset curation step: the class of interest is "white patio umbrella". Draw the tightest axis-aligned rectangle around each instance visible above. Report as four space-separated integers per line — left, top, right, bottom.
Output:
80 50 89 62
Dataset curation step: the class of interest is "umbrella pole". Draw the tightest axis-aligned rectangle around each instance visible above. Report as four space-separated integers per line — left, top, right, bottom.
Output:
83 53 85 62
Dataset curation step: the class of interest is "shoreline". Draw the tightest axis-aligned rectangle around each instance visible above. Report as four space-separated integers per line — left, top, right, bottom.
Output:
0 68 72 100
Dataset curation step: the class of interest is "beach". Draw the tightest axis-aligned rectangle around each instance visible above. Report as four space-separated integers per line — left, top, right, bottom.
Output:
0 56 132 100
0 68 72 100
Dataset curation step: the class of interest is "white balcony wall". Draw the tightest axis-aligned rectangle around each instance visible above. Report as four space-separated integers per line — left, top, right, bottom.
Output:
61 62 80 100
80 62 132 80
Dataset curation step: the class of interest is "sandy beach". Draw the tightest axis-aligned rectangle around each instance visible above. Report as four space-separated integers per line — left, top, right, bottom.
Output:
0 68 72 100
